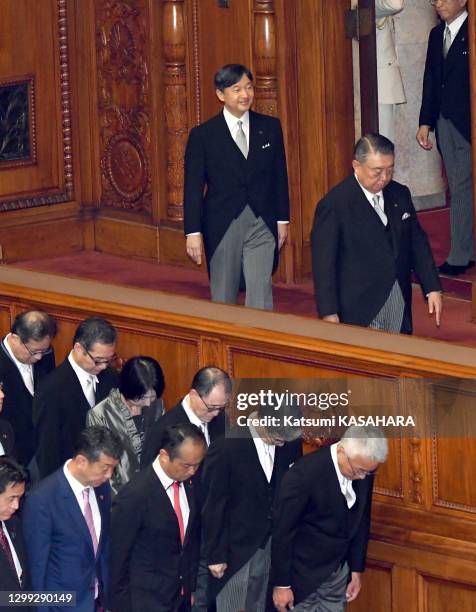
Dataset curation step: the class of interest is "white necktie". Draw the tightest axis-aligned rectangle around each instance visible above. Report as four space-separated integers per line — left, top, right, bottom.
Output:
372 194 387 226
263 444 274 482
235 120 248 158
343 479 356 509
84 375 96 408
443 26 451 58
20 364 34 396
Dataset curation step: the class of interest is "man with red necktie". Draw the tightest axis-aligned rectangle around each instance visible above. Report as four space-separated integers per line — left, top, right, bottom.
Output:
109 423 207 612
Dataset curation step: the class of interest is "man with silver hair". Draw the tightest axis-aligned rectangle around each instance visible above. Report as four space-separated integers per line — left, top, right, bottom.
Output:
272 426 388 611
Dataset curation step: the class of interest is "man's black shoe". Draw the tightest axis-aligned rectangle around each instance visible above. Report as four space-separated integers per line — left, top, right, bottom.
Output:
438 261 468 276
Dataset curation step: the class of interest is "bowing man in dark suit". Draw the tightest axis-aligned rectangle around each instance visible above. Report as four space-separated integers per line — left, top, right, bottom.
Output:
201 405 302 611
22 426 123 612
0 457 29 593
33 316 119 479
311 133 442 334
109 423 207 612
417 0 472 276
272 426 388 612
184 64 290 310
141 366 230 468
0 310 56 468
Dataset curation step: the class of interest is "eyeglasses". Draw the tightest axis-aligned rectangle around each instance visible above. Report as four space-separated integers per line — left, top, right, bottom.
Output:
344 450 378 478
83 346 117 366
198 394 229 413
428 0 452 5
20 339 53 357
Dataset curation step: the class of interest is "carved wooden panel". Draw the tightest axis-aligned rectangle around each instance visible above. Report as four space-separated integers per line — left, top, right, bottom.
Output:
253 1 278 116
96 0 152 213
0 76 36 168
423 576 476 612
0 0 73 210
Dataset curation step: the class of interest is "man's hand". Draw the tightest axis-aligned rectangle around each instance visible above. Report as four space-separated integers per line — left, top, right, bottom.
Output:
278 224 289 250
416 125 433 150
208 563 227 579
428 291 443 327
186 234 203 265
273 587 294 611
346 571 362 603
323 314 340 323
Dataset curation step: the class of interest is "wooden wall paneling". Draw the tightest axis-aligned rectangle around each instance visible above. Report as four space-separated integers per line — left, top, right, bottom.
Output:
94 216 159 260
0 0 74 209
422 576 476 612
295 0 355 278
275 0 302 283
195 0 253 122
95 0 153 216
348 562 393 611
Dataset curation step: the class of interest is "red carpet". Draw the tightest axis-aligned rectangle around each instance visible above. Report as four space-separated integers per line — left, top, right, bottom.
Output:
17 250 476 348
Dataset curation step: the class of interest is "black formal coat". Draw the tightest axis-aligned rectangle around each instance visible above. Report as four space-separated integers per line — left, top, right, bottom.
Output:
109 466 200 612
271 446 374 605
311 175 441 333
0 419 16 458
201 428 302 600
0 341 55 466
184 110 290 271
32 358 118 478
141 401 226 468
419 17 470 143
0 515 30 593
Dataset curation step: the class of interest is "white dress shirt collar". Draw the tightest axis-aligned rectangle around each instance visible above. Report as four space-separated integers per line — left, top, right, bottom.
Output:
3 334 34 396
248 414 276 482
1 520 22 583
182 396 209 445
446 10 467 40
63 460 101 539
152 456 190 531
223 106 249 131
330 442 356 509
68 351 97 386
354 174 383 207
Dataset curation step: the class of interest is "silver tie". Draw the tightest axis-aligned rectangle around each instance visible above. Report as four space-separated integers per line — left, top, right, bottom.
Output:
443 26 451 59
235 120 248 158
372 194 388 226
84 375 96 408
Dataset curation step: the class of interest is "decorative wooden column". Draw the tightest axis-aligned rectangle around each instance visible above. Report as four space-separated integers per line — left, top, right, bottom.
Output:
252 0 278 117
162 0 188 221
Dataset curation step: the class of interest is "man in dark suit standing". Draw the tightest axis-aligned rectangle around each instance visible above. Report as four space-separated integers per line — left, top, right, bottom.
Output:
201 407 302 611
109 423 207 612
0 457 29 593
33 316 119 479
272 426 388 611
0 310 56 469
184 64 290 310
417 0 472 276
311 133 442 334
141 366 230 467
22 426 122 612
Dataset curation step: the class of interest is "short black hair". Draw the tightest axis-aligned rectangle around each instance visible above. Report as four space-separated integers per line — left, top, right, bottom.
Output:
214 64 253 92
73 426 123 462
191 366 232 398
353 133 394 163
161 423 206 461
0 457 28 494
73 316 117 351
119 356 165 400
11 311 57 343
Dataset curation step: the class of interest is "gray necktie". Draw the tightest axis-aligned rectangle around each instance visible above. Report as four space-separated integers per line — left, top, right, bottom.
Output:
372 194 387 226
235 120 248 158
443 26 451 58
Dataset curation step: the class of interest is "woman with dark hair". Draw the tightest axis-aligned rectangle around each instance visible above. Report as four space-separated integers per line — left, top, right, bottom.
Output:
87 356 165 494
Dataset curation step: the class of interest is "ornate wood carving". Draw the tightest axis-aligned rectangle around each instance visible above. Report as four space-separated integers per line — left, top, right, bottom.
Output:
0 0 74 211
162 0 188 221
409 437 423 504
190 0 201 125
252 0 278 116
96 0 151 212
0 76 36 168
